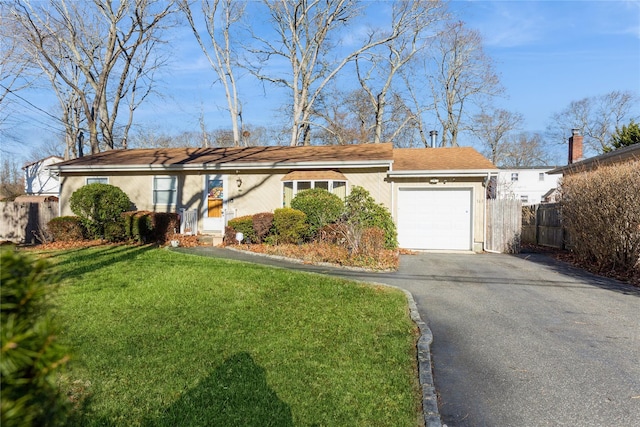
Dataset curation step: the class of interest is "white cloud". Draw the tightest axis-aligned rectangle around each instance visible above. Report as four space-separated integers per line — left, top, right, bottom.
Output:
450 1 546 48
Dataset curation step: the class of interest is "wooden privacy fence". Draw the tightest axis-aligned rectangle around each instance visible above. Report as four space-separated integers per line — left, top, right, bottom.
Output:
521 203 564 249
485 198 522 253
0 201 59 243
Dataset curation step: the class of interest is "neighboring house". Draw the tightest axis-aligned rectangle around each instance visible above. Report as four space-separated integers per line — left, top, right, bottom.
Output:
48 143 498 251
541 187 560 203
549 130 640 176
495 167 561 205
23 156 63 196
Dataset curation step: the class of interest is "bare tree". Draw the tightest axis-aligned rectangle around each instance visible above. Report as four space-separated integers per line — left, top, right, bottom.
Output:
0 6 38 140
0 8 31 107
354 0 444 143
9 0 176 155
501 132 550 168
181 0 246 147
0 157 24 200
401 62 435 147
251 0 411 146
128 128 203 148
471 108 523 164
429 21 502 147
547 90 639 155
314 86 417 146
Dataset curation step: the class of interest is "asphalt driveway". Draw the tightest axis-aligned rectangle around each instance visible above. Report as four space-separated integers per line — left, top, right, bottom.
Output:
177 247 640 427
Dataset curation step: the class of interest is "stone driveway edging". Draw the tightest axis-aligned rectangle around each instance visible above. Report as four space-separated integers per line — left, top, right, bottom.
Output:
180 246 444 426
401 288 443 427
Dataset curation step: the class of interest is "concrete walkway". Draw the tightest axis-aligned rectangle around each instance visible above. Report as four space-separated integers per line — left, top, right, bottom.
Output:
174 247 640 427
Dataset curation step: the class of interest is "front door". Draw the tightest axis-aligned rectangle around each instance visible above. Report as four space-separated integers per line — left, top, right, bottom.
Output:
203 176 226 232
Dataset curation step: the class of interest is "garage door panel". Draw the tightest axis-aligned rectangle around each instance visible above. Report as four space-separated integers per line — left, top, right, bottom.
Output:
397 188 472 250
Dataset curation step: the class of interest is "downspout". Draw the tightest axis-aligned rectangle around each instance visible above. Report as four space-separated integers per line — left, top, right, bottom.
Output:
389 161 395 234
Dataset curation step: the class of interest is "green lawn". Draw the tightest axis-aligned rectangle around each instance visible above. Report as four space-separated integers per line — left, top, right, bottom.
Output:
42 245 421 426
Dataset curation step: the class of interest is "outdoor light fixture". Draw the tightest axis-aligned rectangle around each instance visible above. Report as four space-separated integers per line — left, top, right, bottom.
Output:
236 177 243 188
429 178 439 184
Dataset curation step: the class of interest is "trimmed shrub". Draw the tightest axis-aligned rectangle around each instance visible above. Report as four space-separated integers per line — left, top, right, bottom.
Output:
228 215 257 243
122 211 179 244
47 216 85 242
252 212 274 243
104 221 126 242
273 208 308 244
150 212 180 244
69 183 131 239
561 160 640 274
291 188 344 237
123 211 153 243
1 250 70 426
343 186 398 250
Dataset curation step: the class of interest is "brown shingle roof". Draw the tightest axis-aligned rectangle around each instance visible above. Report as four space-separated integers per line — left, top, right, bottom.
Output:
393 147 496 171
53 143 394 169
281 170 347 181
51 143 497 174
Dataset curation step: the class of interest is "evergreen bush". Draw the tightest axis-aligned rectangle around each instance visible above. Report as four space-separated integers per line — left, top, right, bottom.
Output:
291 188 343 237
273 208 308 244
228 215 257 243
1 250 70 426
343 186 398 250
123 211 153 243
69 184 131 240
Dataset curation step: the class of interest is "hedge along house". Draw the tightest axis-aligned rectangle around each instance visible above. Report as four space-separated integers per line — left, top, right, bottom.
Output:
48 143 498 251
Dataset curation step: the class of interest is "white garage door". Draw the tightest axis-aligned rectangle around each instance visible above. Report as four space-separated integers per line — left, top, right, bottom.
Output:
397 188 472 250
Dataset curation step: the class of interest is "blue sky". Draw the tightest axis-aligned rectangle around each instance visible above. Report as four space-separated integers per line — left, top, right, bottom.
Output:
453 1 639 131
2 0 639 164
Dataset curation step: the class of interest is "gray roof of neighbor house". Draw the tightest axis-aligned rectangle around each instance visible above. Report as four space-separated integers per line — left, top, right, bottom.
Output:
549 144 640 175
49 143 395 172
48 143 498 174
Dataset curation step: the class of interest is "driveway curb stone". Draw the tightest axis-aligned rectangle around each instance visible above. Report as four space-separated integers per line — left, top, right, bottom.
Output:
403 288 444 427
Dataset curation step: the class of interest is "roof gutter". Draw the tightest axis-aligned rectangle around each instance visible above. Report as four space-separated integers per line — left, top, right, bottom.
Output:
387 169 498 178
49 160 393 174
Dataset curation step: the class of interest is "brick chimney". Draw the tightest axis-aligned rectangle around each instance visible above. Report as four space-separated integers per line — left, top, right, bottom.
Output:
568 128 583 164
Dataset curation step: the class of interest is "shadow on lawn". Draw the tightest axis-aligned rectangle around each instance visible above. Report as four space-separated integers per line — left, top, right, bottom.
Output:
52 245 156 282
148 352 294 427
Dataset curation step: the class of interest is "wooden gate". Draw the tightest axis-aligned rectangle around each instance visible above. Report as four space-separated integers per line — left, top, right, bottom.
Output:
521 203 564 249
485 198 522 253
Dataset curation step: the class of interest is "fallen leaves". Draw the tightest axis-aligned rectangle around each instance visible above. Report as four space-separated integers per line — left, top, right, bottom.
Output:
226 242 399 271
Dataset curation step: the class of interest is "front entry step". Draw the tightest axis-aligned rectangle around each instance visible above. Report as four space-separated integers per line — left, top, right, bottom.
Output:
197 234 224 246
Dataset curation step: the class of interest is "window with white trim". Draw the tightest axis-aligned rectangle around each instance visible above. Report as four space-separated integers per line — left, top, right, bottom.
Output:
153 176 177 205
282 180 347 207
86 177 108 185
539 173 545 181
511 173 519 182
